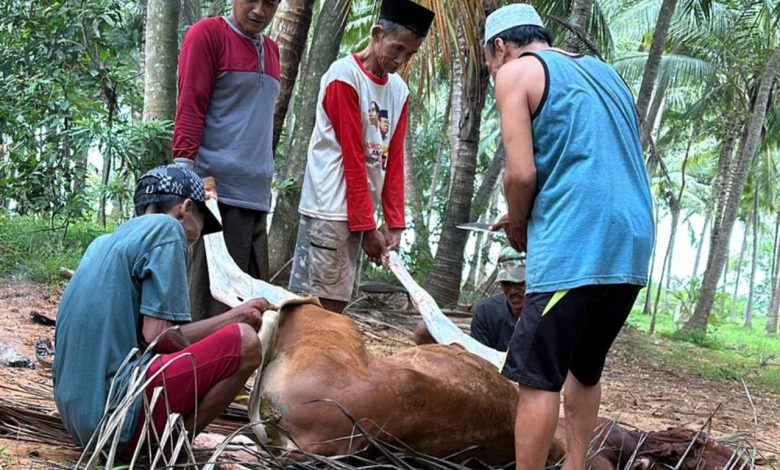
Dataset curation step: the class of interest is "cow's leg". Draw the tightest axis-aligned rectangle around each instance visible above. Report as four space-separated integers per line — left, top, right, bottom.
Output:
561 373 601 470
514 385 559 470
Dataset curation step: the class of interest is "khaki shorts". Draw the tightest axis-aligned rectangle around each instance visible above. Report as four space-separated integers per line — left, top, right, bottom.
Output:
288 215 363 302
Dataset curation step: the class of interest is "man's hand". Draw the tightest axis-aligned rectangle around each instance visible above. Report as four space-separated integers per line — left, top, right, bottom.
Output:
361 229 387 265
228 298 277 331
505 219 528 253
379 224 403 251
489 214 510 233
491 214 527 252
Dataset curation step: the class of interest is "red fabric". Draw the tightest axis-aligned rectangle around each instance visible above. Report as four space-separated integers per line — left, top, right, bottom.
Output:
122 323 242 453
172 18 281 159
352 53 388 86
382 99 408 229
323 80 377 231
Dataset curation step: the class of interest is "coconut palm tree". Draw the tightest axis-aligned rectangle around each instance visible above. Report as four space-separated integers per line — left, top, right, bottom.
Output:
686 43 780 331
270 0 317 151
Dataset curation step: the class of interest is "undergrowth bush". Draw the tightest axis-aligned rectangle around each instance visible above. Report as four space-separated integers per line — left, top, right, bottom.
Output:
0 214 111 284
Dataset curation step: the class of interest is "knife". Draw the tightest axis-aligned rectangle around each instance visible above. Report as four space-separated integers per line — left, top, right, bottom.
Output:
456 222 500 234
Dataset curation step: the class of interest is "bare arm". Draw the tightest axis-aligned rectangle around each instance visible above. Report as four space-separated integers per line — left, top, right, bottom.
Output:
141 298 276 353
495 56 544 252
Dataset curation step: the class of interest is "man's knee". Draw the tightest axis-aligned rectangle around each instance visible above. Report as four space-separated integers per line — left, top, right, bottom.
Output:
237 323 262 371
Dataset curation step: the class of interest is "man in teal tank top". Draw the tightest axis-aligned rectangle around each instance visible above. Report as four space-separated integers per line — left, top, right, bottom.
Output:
483 4 654 469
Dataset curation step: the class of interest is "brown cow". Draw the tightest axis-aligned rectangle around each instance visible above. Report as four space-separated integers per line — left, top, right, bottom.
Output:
252 302 517 465
248 302 744 469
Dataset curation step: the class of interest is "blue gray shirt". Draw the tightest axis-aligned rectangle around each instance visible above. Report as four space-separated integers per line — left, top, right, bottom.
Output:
52 214 191 450
523 50 654 294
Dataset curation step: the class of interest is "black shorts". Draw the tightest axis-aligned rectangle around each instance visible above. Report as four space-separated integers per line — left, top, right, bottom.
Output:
501 284 641 392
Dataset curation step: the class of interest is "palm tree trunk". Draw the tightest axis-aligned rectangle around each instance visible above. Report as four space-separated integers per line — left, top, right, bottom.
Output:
744 194 759 328
142 2 179 119
766 211 780 335
643 203 660 315
404 105 432 260
469 141 505 222
564 0 592 53
635 0 677 124
686 44 780 331
426 38 489 306
650 198 679 333
691 201 712 285
270 0 316 151
142 0 180 166
446 58 464 202
729 215 749 323
179 0 200 29
267 0 351 277
424 88 451 231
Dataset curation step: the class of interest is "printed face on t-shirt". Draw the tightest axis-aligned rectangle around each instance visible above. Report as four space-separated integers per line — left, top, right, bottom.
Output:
368 102 380 128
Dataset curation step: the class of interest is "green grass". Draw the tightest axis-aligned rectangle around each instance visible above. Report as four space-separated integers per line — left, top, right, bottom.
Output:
626 309 780 394
0 215 111 285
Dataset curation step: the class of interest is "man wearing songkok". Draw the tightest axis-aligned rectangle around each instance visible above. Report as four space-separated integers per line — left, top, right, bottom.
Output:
289 0 435 313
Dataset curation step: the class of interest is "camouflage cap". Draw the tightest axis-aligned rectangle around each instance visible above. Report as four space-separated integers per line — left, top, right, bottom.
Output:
496 246 526 284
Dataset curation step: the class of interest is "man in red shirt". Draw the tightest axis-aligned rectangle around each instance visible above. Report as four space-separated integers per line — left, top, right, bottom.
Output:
173 0 281 321
288 0 434 313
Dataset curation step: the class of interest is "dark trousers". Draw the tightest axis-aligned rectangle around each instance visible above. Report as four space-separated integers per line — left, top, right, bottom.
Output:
189 202 268 321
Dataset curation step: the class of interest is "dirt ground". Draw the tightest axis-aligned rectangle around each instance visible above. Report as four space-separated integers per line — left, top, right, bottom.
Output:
0 279 778 468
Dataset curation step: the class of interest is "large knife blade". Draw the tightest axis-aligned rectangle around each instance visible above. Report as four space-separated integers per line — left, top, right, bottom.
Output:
457 222 498 234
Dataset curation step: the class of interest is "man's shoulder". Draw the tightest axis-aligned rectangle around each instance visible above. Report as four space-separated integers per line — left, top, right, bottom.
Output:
388 73 409 93
182 16 226 45
189 16 225 33
327 55 359 76
115 215 186 248
473 294 506 315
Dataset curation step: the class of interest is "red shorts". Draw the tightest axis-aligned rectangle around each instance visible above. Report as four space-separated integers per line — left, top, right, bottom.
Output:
122 323 242 453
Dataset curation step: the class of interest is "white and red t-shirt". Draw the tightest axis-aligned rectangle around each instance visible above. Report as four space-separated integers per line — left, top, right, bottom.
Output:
298 54 409 231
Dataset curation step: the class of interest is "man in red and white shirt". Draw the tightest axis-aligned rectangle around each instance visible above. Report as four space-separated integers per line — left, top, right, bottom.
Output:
173 0 281 321
289 0 434 313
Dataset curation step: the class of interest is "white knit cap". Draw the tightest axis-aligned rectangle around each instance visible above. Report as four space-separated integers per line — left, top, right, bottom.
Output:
484 3 545 46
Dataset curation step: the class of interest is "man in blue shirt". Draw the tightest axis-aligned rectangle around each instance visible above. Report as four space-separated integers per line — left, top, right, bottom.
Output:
484 4 654 469
53 164 274 457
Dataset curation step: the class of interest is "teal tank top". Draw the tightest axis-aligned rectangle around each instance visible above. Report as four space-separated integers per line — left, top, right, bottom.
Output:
522 50 654 294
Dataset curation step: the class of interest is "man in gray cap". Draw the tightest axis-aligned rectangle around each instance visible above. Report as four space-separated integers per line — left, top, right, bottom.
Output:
413 246 527 352
483 4 654 469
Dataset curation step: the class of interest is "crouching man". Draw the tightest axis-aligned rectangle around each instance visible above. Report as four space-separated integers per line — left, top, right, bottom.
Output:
414 246 527 351
53 164 274 456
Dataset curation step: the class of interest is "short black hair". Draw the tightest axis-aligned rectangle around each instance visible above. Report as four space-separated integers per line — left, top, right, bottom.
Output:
485 24 552 56
377 18 426 39
134 194 186 217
